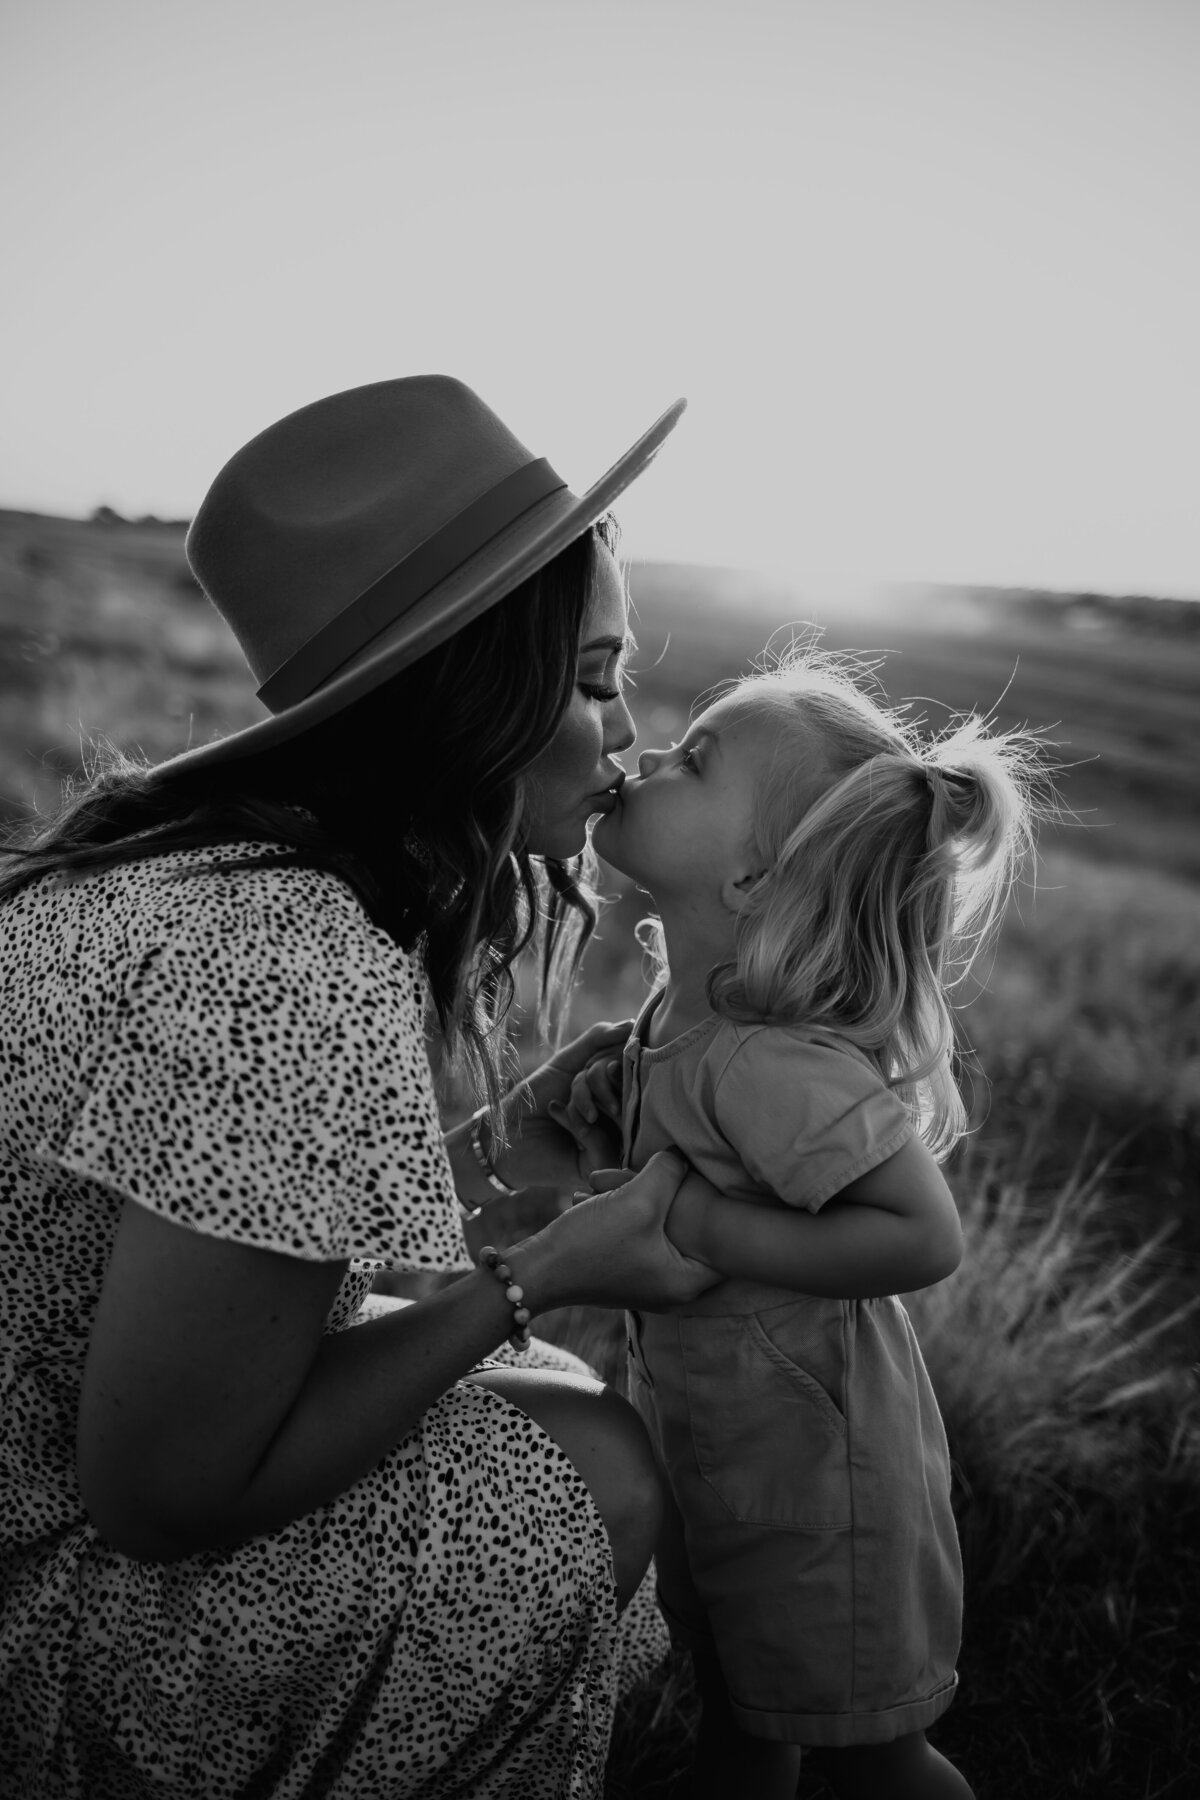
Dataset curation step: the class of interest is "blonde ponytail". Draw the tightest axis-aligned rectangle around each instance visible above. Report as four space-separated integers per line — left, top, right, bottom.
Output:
921 714 1042 990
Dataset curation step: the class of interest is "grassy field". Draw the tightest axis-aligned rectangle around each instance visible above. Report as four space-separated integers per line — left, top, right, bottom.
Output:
2 508 1198 1797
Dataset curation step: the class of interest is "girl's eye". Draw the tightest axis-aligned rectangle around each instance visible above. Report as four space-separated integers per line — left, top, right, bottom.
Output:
580 683 622 703
678 744 699 773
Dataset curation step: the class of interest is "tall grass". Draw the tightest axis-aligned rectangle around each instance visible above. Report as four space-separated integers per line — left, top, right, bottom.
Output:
914 1157 1198 1549
955 851 1200 1237
912 1154 1200 1800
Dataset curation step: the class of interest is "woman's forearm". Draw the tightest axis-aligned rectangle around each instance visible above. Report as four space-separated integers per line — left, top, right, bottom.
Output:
98 1231 568 1569
442 1115 502 1209
666 1175 962 1299
442 1109 576 1209
86 1257 529 1563
81 1153 709 1563
223 1165 713 1551
227 1266 532 1549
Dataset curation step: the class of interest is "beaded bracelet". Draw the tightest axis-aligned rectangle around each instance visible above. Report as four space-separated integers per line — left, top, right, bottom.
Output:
469 1106 521 1198
478 1246 532 1351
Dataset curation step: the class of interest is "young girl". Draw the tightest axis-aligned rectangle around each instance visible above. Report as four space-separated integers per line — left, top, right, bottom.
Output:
561 644 1044 1800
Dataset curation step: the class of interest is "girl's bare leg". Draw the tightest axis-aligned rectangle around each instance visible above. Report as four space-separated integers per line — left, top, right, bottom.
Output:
687 1649 802 1800
809 1730 974 1799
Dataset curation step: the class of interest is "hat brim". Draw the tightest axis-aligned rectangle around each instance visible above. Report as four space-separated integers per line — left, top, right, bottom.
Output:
150 398 686 780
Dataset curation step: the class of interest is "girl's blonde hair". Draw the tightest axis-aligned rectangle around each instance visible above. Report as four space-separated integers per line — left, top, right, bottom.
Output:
695 643 1048 1155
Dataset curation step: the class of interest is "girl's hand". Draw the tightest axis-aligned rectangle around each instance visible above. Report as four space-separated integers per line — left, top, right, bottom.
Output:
545 1051 626 1183
515 1150 721 1313
565 1053 625 1129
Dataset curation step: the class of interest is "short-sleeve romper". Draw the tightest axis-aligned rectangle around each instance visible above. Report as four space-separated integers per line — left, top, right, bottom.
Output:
622 993 962 1747
0 845 639 1799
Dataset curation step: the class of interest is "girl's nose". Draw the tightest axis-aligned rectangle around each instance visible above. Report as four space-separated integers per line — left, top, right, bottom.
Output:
637 747 665 779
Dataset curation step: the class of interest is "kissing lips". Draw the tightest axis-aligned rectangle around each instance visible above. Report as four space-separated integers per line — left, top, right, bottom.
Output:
589 772 626 815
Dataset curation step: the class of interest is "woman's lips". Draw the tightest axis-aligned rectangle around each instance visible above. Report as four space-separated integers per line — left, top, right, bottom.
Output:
588 774 625 814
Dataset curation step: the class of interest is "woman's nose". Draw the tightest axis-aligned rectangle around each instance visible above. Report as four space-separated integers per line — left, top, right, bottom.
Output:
637 747 664 779
605 693 636 757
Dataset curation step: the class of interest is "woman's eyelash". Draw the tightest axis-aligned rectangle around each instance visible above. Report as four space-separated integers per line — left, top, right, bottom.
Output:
678 744 699 771
579 683 621 702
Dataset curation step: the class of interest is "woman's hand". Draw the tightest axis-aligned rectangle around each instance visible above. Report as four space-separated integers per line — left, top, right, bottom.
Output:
512 1150 721 1314
589 1161 718 1270
454 1019 632 1198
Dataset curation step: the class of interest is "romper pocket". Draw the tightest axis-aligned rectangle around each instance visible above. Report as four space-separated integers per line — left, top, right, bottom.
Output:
679 1303 852 1530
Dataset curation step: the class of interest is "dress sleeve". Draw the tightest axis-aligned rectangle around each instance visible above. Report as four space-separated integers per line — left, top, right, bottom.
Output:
711 1028 913 1212
53 866 471 1271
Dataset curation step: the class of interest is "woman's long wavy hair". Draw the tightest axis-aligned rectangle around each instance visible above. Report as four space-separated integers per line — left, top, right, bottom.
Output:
655 644 1048 1155
0 517 622 1122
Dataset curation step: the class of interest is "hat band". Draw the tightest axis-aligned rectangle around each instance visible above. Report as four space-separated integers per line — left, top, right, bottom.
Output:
257 455 568 711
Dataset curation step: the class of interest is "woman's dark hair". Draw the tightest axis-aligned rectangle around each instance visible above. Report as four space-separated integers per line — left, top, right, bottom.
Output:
0 516 621 1118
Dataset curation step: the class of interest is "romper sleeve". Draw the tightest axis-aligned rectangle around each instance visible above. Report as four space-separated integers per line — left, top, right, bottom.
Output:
711 1027 913 1212
52 864 472 1271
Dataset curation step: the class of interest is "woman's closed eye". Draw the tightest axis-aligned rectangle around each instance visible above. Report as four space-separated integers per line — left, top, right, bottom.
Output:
577 628 635 705
676 742 700 773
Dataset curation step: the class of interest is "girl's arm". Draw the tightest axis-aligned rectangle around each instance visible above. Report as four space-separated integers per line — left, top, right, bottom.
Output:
658 1135 964 1298
76 1149 715 1563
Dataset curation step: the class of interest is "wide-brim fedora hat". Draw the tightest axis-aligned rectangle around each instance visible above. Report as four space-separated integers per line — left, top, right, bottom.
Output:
153 376 686 777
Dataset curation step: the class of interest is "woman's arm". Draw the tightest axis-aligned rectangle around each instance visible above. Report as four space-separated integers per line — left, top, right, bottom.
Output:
657 1136 964 1299
77 1149 715 1562
441 1018 631 1208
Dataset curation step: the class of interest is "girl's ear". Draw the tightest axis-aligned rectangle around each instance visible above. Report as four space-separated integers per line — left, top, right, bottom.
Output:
720 868 768 913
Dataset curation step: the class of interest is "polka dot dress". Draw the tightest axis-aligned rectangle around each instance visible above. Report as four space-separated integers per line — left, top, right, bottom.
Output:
0 845 664 1798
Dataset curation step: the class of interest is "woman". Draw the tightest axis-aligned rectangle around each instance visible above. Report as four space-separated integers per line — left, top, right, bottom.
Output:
0 376 714 1798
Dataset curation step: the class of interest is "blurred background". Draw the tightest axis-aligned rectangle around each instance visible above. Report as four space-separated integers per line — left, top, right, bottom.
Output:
2 2 1198 1794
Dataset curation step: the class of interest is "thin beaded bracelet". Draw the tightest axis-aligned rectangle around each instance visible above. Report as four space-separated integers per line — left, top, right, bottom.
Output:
441 1131 482 1221
478 1246 532 1351
469 1106 521 1198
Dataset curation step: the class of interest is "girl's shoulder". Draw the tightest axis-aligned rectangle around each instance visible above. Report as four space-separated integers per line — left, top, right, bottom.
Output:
707 1016 884 1086
704 1019 913 1203
712 1015 881 1065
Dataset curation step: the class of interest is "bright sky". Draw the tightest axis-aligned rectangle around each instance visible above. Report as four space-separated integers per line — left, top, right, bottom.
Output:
2 0 1198 596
